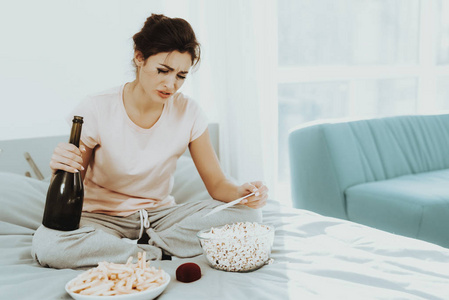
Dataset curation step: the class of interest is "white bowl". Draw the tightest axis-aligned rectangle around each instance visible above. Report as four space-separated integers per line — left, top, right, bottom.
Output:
65 272 170 300
197 222 275 272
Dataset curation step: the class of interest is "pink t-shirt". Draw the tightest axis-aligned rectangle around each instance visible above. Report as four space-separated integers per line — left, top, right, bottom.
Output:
68 84 208 216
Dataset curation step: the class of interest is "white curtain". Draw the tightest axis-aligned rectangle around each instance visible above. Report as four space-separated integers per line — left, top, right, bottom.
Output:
176 0 279 197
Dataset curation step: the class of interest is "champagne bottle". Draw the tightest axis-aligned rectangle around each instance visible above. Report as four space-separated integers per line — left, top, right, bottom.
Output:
42 116 84 231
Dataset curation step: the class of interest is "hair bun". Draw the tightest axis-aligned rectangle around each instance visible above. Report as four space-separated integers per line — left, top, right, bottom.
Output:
145 13 167 26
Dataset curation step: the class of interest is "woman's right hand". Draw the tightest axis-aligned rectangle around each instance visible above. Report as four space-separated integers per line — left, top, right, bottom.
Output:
50 142 86 174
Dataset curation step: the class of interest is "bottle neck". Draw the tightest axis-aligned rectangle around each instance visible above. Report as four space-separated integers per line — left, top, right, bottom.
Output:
69 122 82 147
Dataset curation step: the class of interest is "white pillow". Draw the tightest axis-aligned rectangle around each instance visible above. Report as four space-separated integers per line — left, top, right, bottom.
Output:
0 172 48 232
172 156 212 204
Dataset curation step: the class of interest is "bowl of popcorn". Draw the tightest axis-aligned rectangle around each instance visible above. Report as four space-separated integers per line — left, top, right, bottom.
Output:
197 222 275 272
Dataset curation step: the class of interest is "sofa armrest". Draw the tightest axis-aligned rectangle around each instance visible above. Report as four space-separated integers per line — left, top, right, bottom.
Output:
289 124 348 219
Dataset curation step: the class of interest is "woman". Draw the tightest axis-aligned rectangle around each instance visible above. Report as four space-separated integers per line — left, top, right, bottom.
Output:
31 13 268 269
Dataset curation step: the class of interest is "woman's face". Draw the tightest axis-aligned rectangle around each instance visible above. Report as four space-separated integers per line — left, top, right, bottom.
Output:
135 50 192 104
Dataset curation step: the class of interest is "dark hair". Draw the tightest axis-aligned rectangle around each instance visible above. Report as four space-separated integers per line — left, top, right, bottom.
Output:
133 14 201 69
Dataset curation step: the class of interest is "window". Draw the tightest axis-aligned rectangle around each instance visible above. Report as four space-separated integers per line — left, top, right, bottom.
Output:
277 0 449 206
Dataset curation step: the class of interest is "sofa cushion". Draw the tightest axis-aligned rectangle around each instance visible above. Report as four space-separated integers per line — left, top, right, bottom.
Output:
346 169 449 247
321 115 449 194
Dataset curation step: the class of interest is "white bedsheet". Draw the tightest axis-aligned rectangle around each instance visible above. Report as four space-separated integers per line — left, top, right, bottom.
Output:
1 172 449 300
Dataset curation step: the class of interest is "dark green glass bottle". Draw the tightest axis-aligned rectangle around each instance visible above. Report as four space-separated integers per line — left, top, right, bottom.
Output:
42 116 84 231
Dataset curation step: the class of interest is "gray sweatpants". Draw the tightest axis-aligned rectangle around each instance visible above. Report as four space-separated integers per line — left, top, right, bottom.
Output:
31 199 261 269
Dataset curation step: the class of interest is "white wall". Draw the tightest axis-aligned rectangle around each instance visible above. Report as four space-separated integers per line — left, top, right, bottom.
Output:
0 0 204 141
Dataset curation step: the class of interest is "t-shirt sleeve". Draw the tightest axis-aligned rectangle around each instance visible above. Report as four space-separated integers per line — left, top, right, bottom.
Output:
189 100 209 142
65 97 100 149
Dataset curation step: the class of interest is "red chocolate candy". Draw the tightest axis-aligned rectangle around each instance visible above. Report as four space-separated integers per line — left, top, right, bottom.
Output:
176 263 201 283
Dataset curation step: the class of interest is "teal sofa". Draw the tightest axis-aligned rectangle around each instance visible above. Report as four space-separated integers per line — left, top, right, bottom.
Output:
288 114 449 248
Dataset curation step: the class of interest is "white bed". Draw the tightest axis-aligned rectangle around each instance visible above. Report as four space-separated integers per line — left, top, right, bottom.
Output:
1 130 449 300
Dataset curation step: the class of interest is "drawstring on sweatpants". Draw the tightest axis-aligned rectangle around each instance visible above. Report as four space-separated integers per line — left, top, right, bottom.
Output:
139 209 150 239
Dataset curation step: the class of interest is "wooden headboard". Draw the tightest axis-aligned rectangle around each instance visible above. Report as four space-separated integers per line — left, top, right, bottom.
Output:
0 123 219 180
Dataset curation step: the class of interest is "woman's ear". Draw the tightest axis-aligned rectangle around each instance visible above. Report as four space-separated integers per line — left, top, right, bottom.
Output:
134 50 145 67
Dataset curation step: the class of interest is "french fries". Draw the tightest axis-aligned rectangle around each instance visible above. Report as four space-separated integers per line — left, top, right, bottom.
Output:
67 252 167 296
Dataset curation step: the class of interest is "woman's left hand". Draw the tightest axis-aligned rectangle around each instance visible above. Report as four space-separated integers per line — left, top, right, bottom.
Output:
237 181 269 209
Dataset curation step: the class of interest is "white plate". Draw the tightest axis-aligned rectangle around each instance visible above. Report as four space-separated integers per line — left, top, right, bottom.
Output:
65 272 170 300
